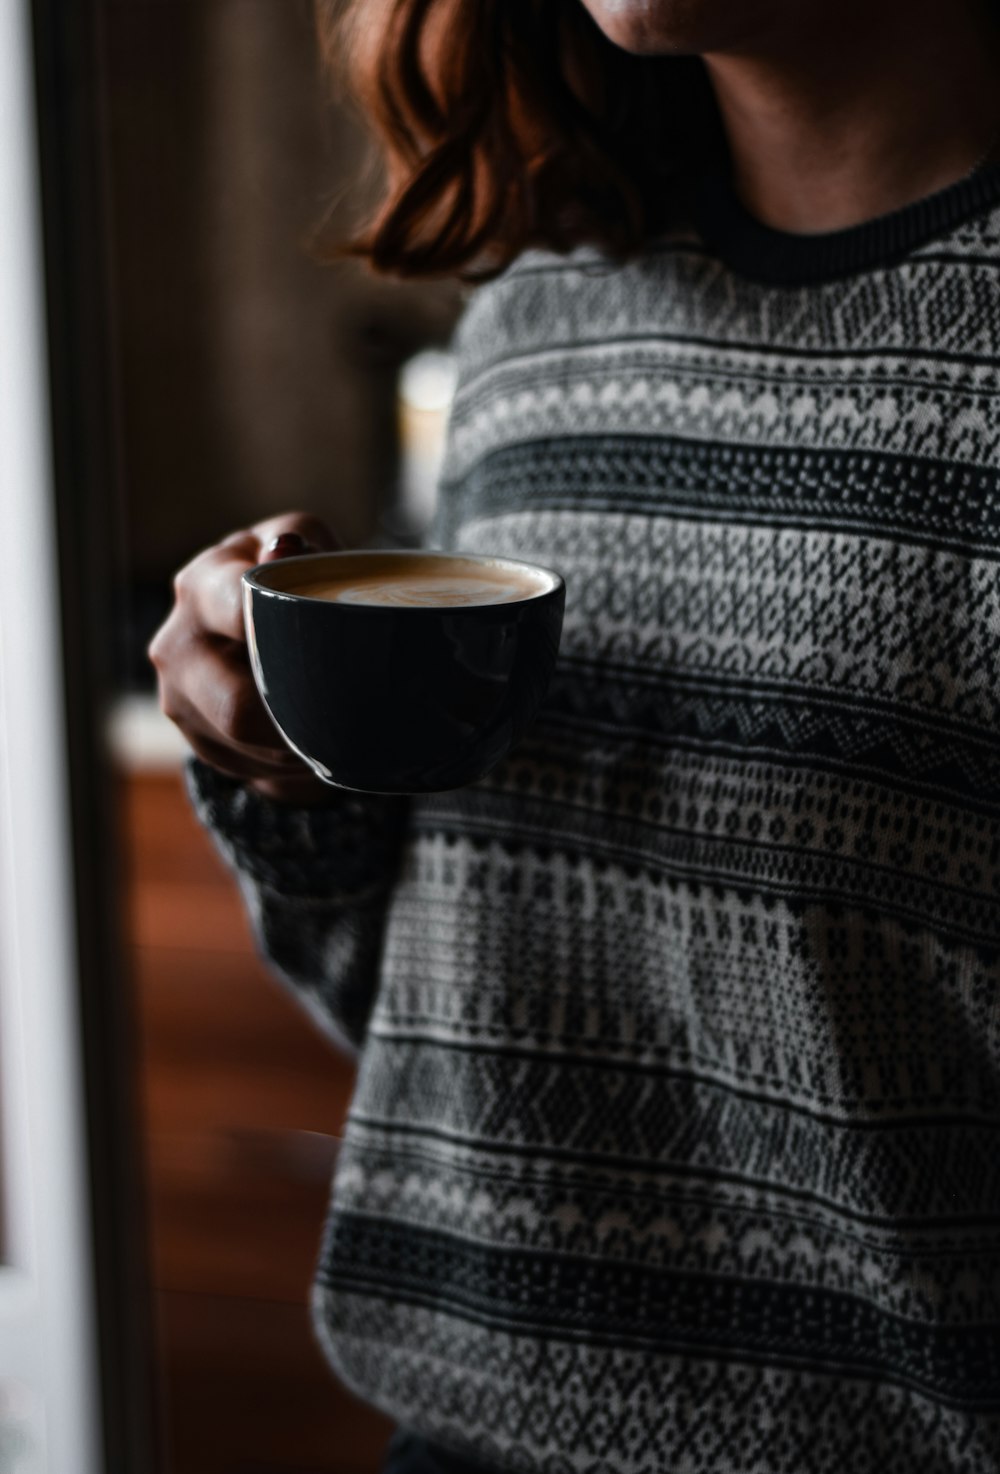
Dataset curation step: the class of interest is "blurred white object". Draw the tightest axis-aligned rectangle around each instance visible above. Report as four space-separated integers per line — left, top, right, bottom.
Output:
394 349 458 537
107 694 190 770
0 0 103 1468
0 1383 44 1474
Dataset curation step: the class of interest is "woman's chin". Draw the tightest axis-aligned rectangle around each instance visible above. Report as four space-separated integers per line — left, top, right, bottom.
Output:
577 0 767 56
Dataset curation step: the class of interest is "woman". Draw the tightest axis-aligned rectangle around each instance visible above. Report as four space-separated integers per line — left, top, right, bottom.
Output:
150 2 1000 1470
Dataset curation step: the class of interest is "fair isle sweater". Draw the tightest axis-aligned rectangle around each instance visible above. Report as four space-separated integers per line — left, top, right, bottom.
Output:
190 166 1000 1474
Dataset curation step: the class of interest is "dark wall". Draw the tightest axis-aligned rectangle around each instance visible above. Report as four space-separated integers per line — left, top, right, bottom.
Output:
101 0 462 590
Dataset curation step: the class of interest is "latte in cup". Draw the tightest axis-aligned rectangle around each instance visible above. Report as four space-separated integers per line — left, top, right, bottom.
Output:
290 552 553 609
244 547 566 792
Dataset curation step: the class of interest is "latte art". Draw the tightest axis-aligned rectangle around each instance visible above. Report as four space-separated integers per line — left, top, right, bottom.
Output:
326 576 536 608
290 555 550 609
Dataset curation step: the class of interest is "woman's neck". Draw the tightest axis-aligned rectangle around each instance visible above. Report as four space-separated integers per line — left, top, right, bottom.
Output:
703 1 1000 233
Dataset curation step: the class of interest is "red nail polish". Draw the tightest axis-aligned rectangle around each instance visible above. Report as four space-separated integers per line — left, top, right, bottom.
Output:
266 532 308 558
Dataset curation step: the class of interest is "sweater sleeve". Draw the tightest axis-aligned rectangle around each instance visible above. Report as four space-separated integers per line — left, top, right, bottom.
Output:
185 757 410 1054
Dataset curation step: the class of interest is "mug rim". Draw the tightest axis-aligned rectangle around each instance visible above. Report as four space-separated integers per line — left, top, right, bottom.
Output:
243 548 565 613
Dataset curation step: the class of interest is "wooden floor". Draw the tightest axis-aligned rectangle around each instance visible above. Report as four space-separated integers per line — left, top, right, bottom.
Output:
119 769 394 1474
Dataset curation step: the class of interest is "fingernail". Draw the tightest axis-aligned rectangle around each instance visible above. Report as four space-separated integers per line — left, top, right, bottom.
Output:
266 532 312 558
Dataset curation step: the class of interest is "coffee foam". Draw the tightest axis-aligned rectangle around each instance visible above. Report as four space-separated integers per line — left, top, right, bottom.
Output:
291 557 549 609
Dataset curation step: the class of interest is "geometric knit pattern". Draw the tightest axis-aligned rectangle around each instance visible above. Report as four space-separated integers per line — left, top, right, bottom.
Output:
193 194 1000 1473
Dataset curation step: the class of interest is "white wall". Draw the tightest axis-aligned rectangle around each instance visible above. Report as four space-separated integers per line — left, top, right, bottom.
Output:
0 0 104 1469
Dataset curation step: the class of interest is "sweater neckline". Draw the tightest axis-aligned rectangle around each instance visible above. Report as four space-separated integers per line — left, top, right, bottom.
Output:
693 161 1000 286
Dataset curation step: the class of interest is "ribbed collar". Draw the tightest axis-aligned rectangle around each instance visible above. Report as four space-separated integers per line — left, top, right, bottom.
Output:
693 161 1000 286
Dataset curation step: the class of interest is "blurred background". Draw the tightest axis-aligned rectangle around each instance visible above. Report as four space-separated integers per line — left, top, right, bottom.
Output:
109 0 462 679
0 0 462 1470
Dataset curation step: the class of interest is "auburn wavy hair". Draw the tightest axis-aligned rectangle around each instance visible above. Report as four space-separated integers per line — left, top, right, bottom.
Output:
316 0 723 279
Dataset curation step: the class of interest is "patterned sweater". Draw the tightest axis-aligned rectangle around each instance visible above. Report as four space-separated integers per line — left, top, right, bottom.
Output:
190 166 1000 1474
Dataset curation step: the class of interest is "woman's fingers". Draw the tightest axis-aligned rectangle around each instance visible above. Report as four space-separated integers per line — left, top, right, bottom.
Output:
171 543 254 643
191 639 289 755
251 511 341 558
161 634 294 761
149 513 344 791
165 514 340 645
181 729 301 784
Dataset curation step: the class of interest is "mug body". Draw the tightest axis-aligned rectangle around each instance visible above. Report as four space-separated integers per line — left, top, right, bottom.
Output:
242 551 566 794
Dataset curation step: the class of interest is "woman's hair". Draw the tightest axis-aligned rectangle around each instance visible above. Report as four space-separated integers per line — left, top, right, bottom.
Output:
316 0 722 279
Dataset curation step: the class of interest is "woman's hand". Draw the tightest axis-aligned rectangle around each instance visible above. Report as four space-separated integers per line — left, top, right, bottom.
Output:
149 512 341 804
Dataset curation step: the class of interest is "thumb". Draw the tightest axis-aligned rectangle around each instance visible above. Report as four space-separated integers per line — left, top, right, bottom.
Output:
253 512 342 563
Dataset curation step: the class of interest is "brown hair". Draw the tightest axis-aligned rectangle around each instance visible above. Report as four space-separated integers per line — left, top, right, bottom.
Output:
316 0 722 279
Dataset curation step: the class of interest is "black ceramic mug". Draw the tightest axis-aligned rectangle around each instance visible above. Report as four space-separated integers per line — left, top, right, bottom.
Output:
242 549 566 794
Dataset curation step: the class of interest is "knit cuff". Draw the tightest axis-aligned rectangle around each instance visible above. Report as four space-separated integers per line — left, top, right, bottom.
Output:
185 758 410 901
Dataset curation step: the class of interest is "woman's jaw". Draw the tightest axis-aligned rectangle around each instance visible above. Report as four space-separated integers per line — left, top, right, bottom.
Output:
575 0 789 56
